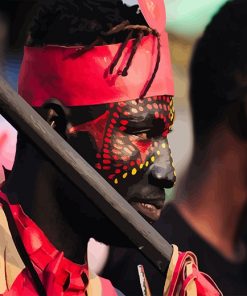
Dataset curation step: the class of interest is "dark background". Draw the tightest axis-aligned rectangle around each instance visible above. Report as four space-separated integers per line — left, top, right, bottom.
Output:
0 0 38 50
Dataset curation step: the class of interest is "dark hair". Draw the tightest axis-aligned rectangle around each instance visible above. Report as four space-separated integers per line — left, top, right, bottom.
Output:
190 0 247 142
28 0 147 46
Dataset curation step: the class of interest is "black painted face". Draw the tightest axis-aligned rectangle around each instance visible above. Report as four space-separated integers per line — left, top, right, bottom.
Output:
68 95 176 222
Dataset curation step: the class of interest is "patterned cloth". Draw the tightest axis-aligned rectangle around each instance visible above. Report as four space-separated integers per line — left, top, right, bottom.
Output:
0 192 120 296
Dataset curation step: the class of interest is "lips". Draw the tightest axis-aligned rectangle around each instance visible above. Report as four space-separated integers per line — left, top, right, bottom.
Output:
129 198 165 222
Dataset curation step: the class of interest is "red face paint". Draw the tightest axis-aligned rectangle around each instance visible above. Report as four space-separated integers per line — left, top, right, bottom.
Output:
68 95 174 185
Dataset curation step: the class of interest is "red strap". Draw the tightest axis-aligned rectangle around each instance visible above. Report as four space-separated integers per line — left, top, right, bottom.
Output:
166 250 222 296
167 251 188 296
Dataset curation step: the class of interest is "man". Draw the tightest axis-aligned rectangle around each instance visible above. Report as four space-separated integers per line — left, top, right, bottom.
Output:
0 0 176 294
0 0 224 294
102 1 247 295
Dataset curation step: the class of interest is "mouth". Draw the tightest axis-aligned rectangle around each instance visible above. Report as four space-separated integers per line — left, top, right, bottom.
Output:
130 199 165 222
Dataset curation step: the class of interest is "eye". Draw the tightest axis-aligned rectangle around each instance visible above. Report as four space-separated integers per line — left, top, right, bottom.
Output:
123 119 171 139
126 128 151 141
128 128 164 140
125 127 151 135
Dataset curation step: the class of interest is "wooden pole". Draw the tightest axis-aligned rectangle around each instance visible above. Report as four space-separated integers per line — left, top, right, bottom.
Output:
0 77 173 274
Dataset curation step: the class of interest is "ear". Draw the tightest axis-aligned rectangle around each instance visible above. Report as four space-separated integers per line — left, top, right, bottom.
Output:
42 98 70 138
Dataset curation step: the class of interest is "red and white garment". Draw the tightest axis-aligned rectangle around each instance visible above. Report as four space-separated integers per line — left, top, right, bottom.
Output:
138 245 223 296
0 192 120 296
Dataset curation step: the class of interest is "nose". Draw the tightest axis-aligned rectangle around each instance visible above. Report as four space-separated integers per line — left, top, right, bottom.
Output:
148 164 176 188
147 140 176 188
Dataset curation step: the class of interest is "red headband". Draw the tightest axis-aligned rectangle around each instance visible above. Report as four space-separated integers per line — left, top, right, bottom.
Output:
18 0 174 107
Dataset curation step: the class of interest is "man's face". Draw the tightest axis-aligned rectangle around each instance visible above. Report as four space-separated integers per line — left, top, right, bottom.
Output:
68 95 175 222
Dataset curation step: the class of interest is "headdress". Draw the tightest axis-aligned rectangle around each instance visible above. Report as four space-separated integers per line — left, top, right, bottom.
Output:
18 0 174 106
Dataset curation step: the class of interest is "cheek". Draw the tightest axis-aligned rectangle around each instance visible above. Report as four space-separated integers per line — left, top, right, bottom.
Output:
98 134 159 175
68 133 98 166
95 131 151 184
91 96 174 185
105 131 140 168
96 136 171 186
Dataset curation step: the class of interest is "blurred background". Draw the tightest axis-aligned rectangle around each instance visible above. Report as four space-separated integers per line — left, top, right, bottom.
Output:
0 0 228 195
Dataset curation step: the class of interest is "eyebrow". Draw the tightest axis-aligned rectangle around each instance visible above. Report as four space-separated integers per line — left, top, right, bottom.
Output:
121 113 153 125
122 115 165 131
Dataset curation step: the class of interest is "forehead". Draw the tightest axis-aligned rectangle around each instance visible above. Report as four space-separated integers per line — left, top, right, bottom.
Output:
68 95 174 125
111 95 174 122
121 95 172 110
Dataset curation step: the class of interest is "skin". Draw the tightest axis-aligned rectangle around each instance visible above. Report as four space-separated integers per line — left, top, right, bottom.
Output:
4 94 176 265
175 122 247 262
68 95 176 222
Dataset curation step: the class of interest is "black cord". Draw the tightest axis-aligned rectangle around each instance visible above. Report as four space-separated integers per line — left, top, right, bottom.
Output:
0 197 47 296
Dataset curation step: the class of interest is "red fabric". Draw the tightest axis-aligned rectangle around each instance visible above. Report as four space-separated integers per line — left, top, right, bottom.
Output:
138 0 166 33
18 33 174 107
0 192 118 296
166 250 222 296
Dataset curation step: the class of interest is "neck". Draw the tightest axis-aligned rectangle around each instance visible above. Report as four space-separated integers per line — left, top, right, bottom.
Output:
176 129 247 262
4 159 87 265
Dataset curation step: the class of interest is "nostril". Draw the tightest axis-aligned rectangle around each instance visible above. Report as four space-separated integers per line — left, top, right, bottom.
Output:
150 166 167 180
148 165 176 188
163 177 176 189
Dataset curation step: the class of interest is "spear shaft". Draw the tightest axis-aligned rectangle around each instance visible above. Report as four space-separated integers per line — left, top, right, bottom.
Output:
0 77 172 274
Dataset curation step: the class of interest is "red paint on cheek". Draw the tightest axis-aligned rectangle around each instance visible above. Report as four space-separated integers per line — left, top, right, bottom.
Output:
68 111 110 151
95 163 102 170
120 120 128 125
132 139 152 153
119 126 126 131
131 139 152 163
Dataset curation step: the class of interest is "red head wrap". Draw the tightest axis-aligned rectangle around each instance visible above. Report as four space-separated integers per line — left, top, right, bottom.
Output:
18 0 174 107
